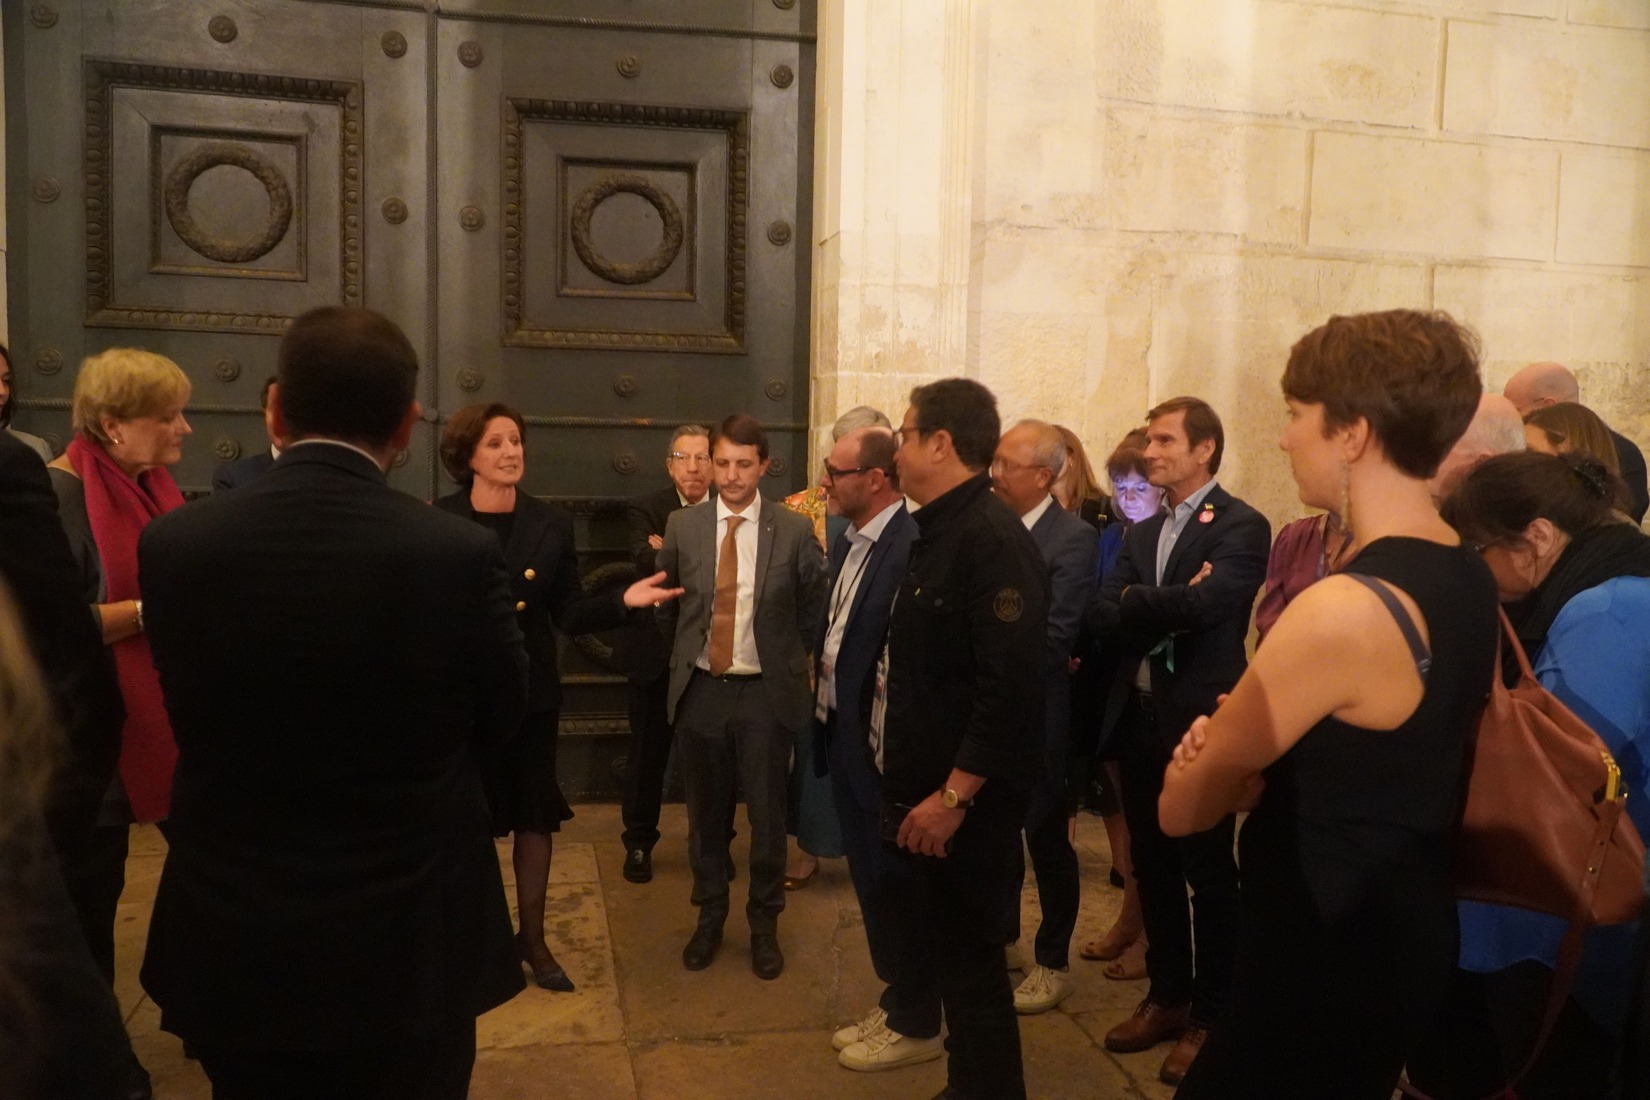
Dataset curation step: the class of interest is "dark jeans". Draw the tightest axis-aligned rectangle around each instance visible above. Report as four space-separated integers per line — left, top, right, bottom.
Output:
827 711 940 1039
900 786 1030 1100
1116 692 1238 1022
1006 716 1079 970
620 673 673 853
676 672 788 935
197 1021 475 1100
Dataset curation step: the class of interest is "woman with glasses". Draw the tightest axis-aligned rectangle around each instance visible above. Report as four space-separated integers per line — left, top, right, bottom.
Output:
1075 429 1163 979
1420 451 1650 1099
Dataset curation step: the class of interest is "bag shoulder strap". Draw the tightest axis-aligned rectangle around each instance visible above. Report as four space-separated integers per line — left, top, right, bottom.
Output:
1343 572 1432 678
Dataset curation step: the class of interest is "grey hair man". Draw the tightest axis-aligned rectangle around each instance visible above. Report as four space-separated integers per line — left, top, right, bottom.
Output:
1428 393 1526 503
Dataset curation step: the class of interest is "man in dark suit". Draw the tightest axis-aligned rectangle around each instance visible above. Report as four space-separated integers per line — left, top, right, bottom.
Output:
138 307 529 1099
989 419 1099 1015
618 424 712 883
655 414 827 980
812 426 941 1072
1503 360 1649 522
1092 396 1269 1086
210 375 280 491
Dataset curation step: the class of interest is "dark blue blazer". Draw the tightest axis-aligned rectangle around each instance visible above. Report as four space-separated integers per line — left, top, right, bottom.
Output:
1091 483 1270 750
1029 502 1099 753
210 449 275 492
812 501 918 775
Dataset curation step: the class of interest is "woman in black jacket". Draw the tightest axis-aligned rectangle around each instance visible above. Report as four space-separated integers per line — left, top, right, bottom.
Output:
436 404 679 992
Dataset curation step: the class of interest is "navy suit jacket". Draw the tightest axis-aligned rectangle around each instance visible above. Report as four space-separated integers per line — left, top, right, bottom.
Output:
1091 483 1270 750
1028 501 1099 754
210 449 275 492
812 501 918 775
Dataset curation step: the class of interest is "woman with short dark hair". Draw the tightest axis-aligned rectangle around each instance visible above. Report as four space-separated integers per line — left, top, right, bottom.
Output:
1425 451 1650 1098
1161 310 1500 1098
436 403 679 993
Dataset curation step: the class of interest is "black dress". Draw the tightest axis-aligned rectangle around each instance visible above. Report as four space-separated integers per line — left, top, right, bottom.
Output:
1177 537 1498 1099
439 494 633 837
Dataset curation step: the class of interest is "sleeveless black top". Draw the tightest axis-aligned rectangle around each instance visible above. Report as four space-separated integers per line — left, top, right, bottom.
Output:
1178 537 1498 1099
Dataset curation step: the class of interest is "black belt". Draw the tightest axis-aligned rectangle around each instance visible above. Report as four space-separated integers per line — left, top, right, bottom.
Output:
696 668 762 683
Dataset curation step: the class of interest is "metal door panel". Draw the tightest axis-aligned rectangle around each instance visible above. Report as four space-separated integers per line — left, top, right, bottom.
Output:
5 0 431 493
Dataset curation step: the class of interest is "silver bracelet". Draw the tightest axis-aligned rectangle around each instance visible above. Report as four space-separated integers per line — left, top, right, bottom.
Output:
133 599 145 632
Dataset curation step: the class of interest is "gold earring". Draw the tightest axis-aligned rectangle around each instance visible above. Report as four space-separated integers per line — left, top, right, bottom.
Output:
1339 460 1353 538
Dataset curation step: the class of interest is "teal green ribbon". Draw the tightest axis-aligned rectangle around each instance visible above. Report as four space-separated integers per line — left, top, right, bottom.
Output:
1146 635 1176 674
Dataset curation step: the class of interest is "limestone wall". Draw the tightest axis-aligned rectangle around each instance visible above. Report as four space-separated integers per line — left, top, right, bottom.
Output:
817 0 1650 528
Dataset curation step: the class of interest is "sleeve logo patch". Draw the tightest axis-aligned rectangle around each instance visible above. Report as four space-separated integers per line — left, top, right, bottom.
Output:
994 587 1024 623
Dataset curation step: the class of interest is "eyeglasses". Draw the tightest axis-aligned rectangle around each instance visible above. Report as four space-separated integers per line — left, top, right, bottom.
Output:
668 452 710 466
989 458 1049 475
822 462 880 482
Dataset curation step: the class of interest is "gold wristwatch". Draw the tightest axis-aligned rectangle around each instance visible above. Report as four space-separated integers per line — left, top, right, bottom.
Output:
941 787 973 810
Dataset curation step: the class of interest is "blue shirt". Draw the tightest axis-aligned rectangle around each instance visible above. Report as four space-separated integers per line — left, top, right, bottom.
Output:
1457 576 1650 1033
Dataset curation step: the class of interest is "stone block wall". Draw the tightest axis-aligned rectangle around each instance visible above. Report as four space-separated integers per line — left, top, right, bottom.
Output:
818 0 1650 529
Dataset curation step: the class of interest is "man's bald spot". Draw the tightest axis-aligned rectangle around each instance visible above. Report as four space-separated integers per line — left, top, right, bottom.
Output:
1503 361 1579 411
1460 393 1526 455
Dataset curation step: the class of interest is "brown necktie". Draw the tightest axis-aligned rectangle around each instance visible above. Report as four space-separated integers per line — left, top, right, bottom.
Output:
708 515 745 675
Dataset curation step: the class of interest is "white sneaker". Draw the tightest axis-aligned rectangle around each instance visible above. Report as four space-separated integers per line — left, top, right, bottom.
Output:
1003 941 1028 971
831 1005 887 1052
837 1018 945 1072
1013 964 1074 1014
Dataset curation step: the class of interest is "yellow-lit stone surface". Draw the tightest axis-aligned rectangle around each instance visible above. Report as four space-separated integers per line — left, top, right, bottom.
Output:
1309 131 1559 261
1557 148 1650 268
1444 19 1650 150
1570 0 1650 30
116 805 1177 1098
1097 0 1437 127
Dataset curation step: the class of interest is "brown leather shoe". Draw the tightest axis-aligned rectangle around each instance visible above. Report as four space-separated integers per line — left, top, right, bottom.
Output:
1102 998 1190 1053
1159 1024 1209 1085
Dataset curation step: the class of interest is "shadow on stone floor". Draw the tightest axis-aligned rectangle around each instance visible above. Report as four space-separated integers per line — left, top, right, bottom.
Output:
117 805 1174 1099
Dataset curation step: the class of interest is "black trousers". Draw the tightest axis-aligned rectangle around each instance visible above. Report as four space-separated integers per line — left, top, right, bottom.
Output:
1116 693 1239 1022
1006 712 1079 970
900 786 1030 1100
827 711 941 1039
60 822 129 985
620 672 673 853
197 1021 476 1100
676 672 788 934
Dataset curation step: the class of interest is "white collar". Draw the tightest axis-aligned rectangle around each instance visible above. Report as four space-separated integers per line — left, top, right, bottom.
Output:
1020 493 1056 531
847 498 904 543
716 491 762 525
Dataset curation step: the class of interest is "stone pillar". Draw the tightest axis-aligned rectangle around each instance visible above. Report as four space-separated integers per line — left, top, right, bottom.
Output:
811 0 978 443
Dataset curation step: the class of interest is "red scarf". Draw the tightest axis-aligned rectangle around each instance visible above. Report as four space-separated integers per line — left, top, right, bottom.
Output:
68 434 186 822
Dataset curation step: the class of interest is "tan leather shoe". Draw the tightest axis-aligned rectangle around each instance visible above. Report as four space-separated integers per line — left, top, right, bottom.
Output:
1102 998 1190 1053
1159 1024 1209 1085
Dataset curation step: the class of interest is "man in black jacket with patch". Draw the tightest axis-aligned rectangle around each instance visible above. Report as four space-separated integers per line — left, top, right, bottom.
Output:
1091 396 1270 1086
883 378 1049 1100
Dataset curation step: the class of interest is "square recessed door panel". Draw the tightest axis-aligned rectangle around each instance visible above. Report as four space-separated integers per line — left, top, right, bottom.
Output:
86 61 362 332
504 100 747 352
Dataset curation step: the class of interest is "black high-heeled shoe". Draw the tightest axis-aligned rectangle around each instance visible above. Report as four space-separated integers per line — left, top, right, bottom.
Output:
516 932 576 993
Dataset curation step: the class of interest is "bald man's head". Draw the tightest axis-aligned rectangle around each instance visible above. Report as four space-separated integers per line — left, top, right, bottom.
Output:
1503 361 1579 414
1429 392 1527 502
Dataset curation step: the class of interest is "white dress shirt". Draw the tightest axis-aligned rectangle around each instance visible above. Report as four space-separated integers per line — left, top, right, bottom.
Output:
1020 493 1055 532
817 499 905 718
696 493 763 675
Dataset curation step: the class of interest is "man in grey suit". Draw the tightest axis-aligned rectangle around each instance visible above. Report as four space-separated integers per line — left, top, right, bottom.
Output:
656 413 827 980
991 419 1099 1015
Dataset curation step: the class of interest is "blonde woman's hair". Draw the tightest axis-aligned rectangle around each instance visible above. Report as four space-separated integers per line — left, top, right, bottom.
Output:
69 349 191 445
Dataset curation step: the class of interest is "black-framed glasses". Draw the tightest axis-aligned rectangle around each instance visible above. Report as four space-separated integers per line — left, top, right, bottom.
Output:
668 451 710 466
893 425 923 448
822 462 878 482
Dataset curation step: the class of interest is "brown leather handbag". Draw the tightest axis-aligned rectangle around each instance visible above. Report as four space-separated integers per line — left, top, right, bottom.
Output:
1454 607 1645 925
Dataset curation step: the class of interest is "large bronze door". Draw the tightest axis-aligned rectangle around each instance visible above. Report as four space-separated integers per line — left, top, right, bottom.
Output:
4 0 816 793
